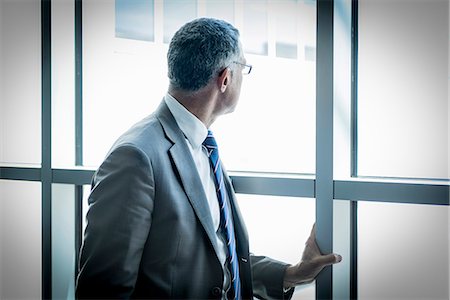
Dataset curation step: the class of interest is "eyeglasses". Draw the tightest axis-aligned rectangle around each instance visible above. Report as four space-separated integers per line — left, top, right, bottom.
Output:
232 61 252 75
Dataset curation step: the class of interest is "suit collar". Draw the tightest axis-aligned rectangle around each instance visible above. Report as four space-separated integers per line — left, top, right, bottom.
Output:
164 93 208 150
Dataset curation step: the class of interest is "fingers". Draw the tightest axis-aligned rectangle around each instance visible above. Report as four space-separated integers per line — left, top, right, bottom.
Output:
316 253 342 267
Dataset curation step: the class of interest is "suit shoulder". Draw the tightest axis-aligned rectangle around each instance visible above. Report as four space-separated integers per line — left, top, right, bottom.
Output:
108 113 168 158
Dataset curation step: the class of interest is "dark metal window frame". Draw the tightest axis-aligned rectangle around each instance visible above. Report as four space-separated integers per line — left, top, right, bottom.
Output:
0 0 448 299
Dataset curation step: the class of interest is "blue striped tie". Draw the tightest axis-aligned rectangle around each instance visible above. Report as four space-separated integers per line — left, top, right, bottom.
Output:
203 130 241 300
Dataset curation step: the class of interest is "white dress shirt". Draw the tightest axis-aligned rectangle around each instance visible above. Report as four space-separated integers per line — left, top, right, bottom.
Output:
164 94 231 296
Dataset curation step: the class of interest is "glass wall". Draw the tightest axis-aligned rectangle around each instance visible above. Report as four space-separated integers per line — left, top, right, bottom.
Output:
52 184 76 300
358 201 449 300
358 0 449 179
0 180 41 300
52 0 76 168
83 0 317 174
0 0 41 166
1 1 448 299
236 194 315 300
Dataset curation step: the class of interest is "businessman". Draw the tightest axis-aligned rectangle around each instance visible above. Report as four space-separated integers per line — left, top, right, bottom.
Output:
76 18 341 299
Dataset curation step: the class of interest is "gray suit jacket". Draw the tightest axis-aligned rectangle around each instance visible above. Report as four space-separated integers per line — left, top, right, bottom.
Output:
76 101 293 299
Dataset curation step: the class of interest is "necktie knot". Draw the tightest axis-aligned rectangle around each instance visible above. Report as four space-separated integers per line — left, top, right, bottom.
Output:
202 130 219 158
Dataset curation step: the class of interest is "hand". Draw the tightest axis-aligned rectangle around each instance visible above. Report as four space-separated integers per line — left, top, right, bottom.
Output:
283 224 342 288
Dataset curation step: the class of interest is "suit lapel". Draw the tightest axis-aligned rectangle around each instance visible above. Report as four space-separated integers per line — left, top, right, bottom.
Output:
155 100 221 258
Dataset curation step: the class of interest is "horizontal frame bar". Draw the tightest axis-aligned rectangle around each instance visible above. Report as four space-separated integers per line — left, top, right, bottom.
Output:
2 166 449 206
334 180 450 205
52 168 95 185
0 167 41 181
230 174 315 198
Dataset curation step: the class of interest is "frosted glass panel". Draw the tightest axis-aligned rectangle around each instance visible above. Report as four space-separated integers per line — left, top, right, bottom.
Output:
358 201 449 300
52 0 75 168
52 184 76 300
358 0 449 179
0 0 41 165
236 194 315 299
0 180 41 299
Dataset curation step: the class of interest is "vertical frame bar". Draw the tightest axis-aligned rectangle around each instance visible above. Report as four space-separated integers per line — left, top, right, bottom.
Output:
350 1 359 298
350 0 358 178
350 201 358 299
41 0 52 298
75 0 84 283
316 0 334 299
75 0 83 166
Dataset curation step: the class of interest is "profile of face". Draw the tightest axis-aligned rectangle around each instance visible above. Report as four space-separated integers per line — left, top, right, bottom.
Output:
220 47 246 115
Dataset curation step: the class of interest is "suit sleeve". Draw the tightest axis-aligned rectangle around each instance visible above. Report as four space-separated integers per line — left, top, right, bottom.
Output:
76 144 155 299
251 255 295 300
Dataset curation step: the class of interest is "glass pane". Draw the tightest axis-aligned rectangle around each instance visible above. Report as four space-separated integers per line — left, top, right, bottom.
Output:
358 201 449 300
0 0 41 165
333 0 352 179
163 0 197 43
82 185 91 233
236 194 315 299
52 184 75 300
275 1 298 59
333 200 351 300
0 180 41 299
358 0 449 179
116 0 154 42
52 0 75 168
243 0 268 56
83 0 169 167
84 1 316 174
213 1 316 174
205 0 234 24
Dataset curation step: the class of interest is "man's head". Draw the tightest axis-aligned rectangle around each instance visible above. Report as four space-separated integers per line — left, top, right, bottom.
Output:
167 18 241 92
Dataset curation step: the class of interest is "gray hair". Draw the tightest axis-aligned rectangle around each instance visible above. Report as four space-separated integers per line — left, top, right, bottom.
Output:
167 18 241 91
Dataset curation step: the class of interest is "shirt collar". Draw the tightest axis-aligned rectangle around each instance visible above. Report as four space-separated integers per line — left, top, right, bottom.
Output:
164 93 208 149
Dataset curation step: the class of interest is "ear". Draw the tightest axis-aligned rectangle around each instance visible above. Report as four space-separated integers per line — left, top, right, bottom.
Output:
217 67 231 93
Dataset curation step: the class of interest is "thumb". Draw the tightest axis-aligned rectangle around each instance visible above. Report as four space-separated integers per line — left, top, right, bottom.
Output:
316 253 342 266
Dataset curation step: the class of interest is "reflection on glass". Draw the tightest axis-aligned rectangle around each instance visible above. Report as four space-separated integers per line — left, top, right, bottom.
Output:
0 0 41 165
52 184 76 300
116 0 154 42
0 180 41 299
236 194 315 299
163 0 197 43
243 0 268 55
358 201 449 300
358 0 449 179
